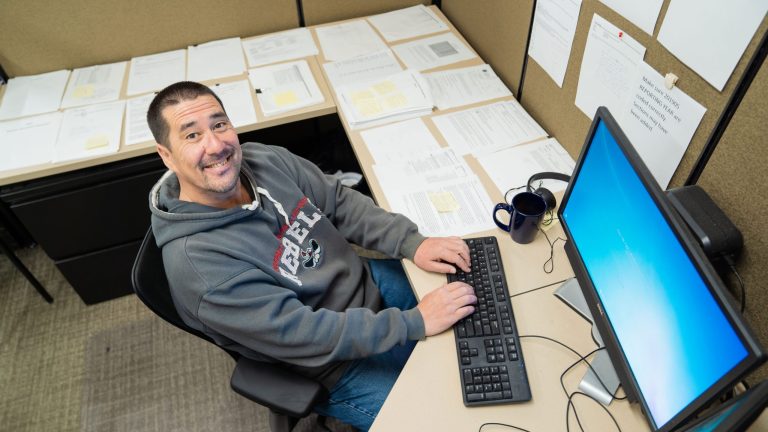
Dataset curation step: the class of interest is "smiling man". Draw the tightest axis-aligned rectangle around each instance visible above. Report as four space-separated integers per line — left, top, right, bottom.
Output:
146 81 476 430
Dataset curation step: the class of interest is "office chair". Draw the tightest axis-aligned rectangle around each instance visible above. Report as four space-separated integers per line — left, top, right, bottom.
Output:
131 228 330 432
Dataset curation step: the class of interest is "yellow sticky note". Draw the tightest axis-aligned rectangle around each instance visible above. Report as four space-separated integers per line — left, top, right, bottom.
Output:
372 80 396 95
350 89 375 103
382 92 407 111
428 191 460 213
356 99 383 118
85 135 110 150
273 91 298 107
73 85 94 99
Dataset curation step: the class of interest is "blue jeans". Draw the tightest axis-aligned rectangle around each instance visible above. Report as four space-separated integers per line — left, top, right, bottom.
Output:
314 259 418 431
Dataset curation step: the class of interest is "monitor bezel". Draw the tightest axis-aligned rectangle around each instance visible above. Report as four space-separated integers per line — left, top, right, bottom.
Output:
557 106 766 432
679 380 768 431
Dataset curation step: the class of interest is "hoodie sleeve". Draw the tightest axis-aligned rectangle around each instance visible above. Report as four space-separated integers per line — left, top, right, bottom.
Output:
193 266 425 368
268 146 426 260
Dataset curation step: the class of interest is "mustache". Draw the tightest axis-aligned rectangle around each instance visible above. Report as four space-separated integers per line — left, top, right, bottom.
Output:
200 149 234 168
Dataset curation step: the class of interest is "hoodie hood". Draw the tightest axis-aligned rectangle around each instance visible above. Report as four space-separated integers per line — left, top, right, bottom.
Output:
149 162 290 248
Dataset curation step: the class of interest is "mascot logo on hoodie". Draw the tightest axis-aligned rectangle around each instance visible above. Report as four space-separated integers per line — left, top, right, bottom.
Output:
300 239 322 268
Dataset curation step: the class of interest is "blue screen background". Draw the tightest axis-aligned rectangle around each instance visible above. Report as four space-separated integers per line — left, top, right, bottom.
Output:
561 120 748 428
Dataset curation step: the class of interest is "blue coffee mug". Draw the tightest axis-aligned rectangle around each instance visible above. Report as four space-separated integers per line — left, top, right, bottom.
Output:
493 192 546 244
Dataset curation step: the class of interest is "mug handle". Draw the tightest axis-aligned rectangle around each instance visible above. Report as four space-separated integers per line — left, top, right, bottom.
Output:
492 203 513 232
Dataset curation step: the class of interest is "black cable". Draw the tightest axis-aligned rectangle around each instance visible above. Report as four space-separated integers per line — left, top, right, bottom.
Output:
519 335 626 402
503 184 528 204
510 278 570 298
724 256 746 313
478 422 532 432
538 225 567 274
566 392 622 432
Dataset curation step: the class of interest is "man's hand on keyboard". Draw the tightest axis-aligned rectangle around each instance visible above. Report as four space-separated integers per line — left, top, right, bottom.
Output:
417 282 477 336
413 236 471 274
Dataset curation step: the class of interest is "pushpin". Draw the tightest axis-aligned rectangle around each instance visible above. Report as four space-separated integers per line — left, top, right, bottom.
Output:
664 72 679 90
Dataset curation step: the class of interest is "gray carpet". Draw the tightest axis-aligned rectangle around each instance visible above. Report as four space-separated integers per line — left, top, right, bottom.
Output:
81 317 268 432
0 246 354 432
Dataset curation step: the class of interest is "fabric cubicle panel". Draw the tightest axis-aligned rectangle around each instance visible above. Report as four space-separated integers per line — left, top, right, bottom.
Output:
0 0 299 77
301 0 430 26
519 0 768 381
441 0 535 97
697 58 768 383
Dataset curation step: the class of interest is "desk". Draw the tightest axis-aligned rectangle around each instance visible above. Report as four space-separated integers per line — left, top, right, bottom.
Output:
322 6 652 432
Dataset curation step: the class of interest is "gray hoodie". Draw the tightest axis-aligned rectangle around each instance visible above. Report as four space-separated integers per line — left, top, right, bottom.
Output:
149 142 427 387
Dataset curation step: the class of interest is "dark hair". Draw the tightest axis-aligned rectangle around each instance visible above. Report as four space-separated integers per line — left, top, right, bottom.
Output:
146 81 226 147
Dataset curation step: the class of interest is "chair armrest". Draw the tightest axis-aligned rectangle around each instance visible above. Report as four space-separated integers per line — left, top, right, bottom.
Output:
230 356 328 418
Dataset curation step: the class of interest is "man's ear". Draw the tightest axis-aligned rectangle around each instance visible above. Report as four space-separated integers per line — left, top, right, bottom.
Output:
156 144 176 172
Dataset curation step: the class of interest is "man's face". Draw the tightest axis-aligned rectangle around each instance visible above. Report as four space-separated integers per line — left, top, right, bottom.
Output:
156 95 243 207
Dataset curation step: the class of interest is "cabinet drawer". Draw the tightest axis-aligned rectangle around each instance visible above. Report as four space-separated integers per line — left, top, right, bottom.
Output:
12 169 164 260
56 239 142 305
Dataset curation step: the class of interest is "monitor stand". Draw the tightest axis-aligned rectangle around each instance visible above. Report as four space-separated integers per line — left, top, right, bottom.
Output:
554 278 621 405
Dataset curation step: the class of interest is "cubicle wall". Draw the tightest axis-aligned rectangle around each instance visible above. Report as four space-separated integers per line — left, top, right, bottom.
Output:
510 1 767 381
301 0 430 26
441 0 535 97
0 0 299 76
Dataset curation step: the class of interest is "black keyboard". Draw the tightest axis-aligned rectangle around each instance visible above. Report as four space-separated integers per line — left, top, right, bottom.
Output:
448 236 532 406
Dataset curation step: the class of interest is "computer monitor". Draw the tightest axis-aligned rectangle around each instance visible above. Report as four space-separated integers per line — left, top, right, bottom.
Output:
557 106 766 432
679 380 768 432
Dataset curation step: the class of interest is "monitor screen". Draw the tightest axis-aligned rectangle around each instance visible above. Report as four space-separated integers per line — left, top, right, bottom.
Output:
558 107 765 431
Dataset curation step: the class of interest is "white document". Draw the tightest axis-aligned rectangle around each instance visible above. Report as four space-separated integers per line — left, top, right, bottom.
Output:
241 28 319 68
0 113 61 172
0 70 70 120
315 20 389 62
392 33 476 72
424 64 512 110
599 0 663 35
375 148 473 186
575 14 646 119
55 100 125 163
477 138 575 196
322 50 403 92
361 118 442 164
658 0 768 91
125 94 155 146
527 0 582 87
61 62 127 109
248 60 324 116
337 69 433 129
367 5 449 42
377 174 496 237
209 80 258 128
432 100 547 156
618 62 706 188
127 49 186 96
188 37 246 82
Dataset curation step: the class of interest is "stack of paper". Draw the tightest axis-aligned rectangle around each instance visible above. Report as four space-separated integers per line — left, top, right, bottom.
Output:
54 100 125 163
61 62 127 108
367 5 449 42
322 50 403 93
373 148 496 237
336 69 433 129
0 113 61 172
125 94 156 146
432 100 547 156
248 60 324 116
187 37 246 82
477 138 575 196
242 28 319 68
360 118 441 164
0 70 70 120
127 49 186 96
315 20 388 62
424 64 512 110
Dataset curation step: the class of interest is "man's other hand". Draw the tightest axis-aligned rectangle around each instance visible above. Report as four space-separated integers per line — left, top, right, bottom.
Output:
417 282 476 336
413 236 471 274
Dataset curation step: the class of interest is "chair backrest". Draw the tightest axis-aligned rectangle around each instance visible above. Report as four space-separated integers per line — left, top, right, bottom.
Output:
131 227 221 348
